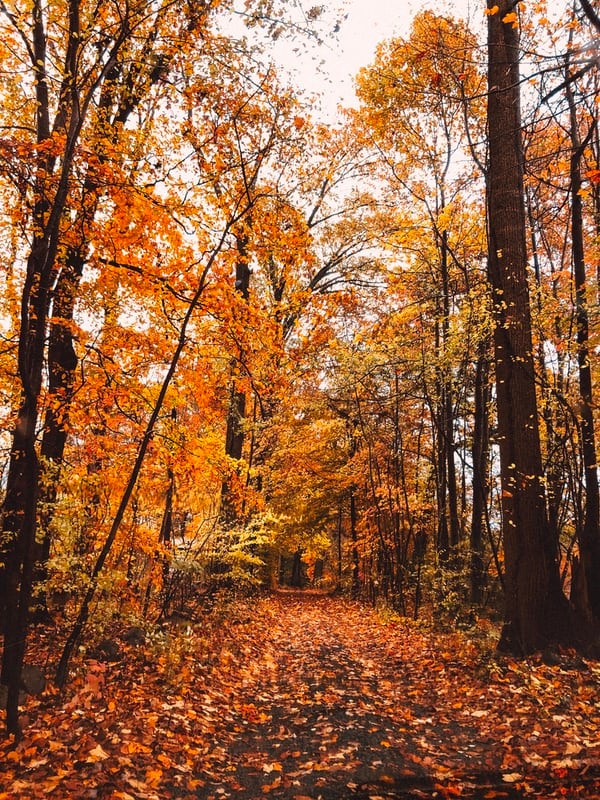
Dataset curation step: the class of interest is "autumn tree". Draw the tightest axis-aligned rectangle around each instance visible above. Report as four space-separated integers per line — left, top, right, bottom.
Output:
0 0 333 734
354 12 494 611
0 0 204 733
33 0 219 608
559 10 600 620
181 77 389 573
485 0 583 653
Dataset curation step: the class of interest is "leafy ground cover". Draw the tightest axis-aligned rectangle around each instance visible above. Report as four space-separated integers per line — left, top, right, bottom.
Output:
1 592 599 799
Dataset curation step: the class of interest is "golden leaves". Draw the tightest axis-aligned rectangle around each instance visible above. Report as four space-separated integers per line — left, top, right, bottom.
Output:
502 11 519 27
586 168 600 184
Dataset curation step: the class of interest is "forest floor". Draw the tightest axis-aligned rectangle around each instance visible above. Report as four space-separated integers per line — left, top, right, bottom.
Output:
1 591 600 799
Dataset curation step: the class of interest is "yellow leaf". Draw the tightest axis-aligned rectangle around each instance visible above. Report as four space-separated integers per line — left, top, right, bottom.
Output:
145 768 163 787
88 744 110 761
564 742 583 755
502 773 523 782
263 762 283 773
485 5 499 14
124 741 152 754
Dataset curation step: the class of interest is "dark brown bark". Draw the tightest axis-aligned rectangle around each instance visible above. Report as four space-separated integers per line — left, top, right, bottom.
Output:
487 0 572 653
432 321 450 562
0 0 89 732
578 0 600 32
565 72 600 619
593 122 600 301
220 233 251 527
470 347 491 606
290 549 304 588
440 231 461 560
0 399 42 734
431 228 459 566
350 490 360 598
337 506 343 586
32 248 86 616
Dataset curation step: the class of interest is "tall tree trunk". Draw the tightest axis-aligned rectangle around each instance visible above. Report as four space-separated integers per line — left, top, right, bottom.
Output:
0 0 83 731
220 233 251 526
592 119 600 301
350 490 360 598
336 506 343 587
32 248 86 619
433 320 450 562
470 346 490 606
1 394 43 734
432 227 459 566
486 0 572 653
440 229 461 560
565 71 600 619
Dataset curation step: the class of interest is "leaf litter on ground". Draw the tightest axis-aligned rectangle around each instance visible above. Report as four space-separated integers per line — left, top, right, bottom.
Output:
1 592 599 798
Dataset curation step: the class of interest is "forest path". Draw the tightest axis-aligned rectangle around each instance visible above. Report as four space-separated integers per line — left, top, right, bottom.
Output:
1 592 599 798
194 593 599 799
201 591 437 798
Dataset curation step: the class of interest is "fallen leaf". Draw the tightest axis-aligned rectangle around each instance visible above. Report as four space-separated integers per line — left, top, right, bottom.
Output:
87 744 110 762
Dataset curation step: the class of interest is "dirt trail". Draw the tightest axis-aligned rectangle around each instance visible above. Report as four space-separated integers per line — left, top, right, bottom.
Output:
1 592 599 799
193 593 600 799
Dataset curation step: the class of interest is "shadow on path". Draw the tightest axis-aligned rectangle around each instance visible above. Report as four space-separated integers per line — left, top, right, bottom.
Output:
195 593 600 799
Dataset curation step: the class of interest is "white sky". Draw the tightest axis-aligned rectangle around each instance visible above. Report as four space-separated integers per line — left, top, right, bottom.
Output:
280 0 479 120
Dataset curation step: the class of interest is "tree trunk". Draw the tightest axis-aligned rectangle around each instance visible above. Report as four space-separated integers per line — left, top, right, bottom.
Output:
0 0 77 726
565 73 600 620
220 233 251 526
337 506 343 586
350 490 360 598
0 398 42 735
290 549 304 588
32 249 86 619
470 347 490 606
486 0 572 653
440 229 461 561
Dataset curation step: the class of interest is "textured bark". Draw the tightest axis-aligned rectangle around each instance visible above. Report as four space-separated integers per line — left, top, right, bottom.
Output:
220 233 251 527
440 231 461 561
0 0 83 732
565 74 600 620
470 348 491 606
33 248 85 614
350 491 360 598
486 0 572 653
